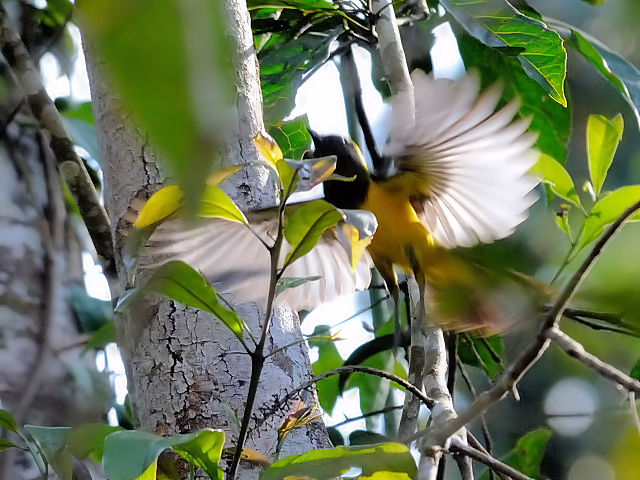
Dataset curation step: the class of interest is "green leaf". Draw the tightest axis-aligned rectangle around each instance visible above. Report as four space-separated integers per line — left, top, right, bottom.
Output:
578 186 640 252
79 0 235 210
458 334 505 381
262 443 417 480
70 284 113 332
197 186 248 224
84 321 117 352
554 205 572 240
631 359 640 380
442 0 567 106
348 430 391 446
0 410 19 434
25 426 73 480
458 34 571 165
103 429 225 480
0 439 19 452
531 154 582 209
309 325 343 415
68 423 122 463
478 429 551 480
276 276 321 296
116 261 249 344
267 116 312 160
283 200 344 267
587 114 624 197
61 117 102 165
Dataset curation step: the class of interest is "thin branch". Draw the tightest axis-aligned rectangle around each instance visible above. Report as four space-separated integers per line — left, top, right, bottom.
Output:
409 198 640 447
449 437 533 480
0 4 115 277
546 327 640 394
329 405 403 429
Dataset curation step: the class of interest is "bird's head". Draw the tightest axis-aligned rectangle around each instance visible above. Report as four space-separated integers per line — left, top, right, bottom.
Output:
308 130 371 209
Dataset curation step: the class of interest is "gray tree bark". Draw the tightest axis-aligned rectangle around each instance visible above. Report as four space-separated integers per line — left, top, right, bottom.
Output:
0 78 109 479
82 0 329 477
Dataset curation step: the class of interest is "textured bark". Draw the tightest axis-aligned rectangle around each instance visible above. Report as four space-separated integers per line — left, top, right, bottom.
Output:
0 93 108 479
82 1 329 477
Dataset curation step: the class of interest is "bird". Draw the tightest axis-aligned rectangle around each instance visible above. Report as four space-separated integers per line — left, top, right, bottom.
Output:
135 69 539 331
311 70 539 330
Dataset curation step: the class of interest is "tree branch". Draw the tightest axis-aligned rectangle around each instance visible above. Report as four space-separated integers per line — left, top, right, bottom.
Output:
546 327 640 394
0 4 115 276
449 437 533 480
409 198 640 447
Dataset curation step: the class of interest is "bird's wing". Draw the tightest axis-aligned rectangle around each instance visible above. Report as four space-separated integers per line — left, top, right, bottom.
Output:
140 207 374 311
384 70 540 248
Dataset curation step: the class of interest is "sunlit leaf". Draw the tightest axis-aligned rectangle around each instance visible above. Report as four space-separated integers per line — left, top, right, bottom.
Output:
254 131 284 165
79 0 235 210
587 114 624 197
134 185 184 228
206 165 245 187
578 186 640 252
68 423 122 463
262 443 417 480
285 155 336 192
116 261 248 343
283 200 344 267
268 115 312 160
531 154 583 209
459 35 571 164
197 186 248 224
25 426 73 480
103 429 225 480
443 0 567 106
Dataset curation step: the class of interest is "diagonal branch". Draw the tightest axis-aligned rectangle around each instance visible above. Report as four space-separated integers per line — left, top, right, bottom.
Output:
410 198 640 447
0 5 115 276
449 437 533 480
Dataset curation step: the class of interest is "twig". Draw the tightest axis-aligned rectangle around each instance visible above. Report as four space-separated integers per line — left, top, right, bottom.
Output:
546 327 640 394
329 405 403 429
409 198 640 447
449 437 533 480
0 4 115 277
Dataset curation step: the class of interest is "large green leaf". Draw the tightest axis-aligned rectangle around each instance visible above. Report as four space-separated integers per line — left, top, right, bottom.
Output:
530 153 583 209
442 0 567 106
103 429 225 480
479 429 551 480
24 426 73 480
267 115 312 160
578 185 640 252
283 200 344 267
197 186 248 224
116 261 249 344
587 114 624 197
79 0 234 209
551 22 640 125
458 34 571 165
262 443 417 480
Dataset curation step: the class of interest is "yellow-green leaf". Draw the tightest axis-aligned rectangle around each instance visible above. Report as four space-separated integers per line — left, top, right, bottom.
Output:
254 131 283 165
206 164 245 186
198 186 248 224
530 154 583 210
283 200 344 268
587 113 624 197
134 185 184 228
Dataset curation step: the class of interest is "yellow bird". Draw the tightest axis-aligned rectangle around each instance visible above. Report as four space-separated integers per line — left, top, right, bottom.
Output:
140 70 539 330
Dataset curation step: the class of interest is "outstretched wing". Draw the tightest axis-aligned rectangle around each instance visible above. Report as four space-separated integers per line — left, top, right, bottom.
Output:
141 208 374 311
385 70 539 248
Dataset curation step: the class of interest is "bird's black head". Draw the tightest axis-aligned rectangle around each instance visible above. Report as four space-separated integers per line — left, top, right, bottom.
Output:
309 131 371 210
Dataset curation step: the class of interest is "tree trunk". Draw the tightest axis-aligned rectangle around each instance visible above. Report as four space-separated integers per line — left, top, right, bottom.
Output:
82 0 329 477
0 77 108 479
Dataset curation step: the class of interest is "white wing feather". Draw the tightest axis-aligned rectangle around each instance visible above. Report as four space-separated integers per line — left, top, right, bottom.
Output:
386 70 540 248
142 216 373 311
